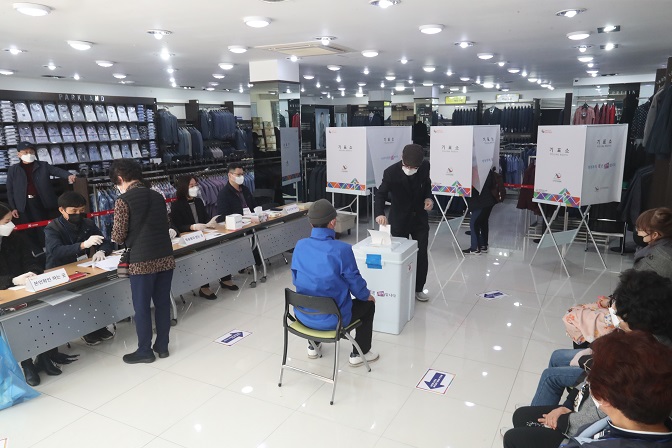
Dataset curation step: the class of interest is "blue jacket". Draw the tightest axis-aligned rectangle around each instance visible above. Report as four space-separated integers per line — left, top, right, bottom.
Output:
291 227 370 330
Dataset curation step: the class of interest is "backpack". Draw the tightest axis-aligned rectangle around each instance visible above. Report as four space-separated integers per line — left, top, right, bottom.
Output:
490 170 507 203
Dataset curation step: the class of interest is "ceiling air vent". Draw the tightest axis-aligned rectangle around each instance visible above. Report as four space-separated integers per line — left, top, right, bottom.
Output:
256 41 353 58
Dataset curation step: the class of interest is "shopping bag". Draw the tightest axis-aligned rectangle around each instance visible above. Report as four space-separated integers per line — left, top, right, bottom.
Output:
0 332 39 411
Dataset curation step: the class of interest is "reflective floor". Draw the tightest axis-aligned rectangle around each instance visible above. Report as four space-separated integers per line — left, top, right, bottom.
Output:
2 201 634 448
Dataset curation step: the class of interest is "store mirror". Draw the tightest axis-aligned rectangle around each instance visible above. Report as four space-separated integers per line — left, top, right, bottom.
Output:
250 81 299 153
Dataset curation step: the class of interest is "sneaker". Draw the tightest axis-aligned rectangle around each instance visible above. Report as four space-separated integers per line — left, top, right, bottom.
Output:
462 248 481 255
122 351 156 364
479 245 489 253
349 350 379 367
307 342 322 359
95 327 115 341
415 291 430 302
81 332 103 346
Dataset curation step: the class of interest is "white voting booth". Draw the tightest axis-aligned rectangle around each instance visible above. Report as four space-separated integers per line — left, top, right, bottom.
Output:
326 126 411 241
429 126 500 254
279 128 301 201
531 124 628 276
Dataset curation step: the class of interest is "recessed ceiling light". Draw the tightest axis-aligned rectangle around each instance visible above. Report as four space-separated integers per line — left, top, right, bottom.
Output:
362 50 379 58
482 82 494 88
495 83 500 89
289 55 298 62
575 45 593 53
159 49 173 61
385 75 396 81
169 77 175 83
528 78 537 82
355 92 364 98
587 69 599 74
419 24 445 35
380 82 385 88
205 87 215 91
423 66 436 72
521 70 528 77
4 48 26 55
395 85 405 91
301 86 305 92
537 79 542 84
96 60 114 68
0 69 15 75
446 70 453 76
43 63 59 70
578 55 594 62
408 79 414 84
338 86 346 91
316 36 336 46
449 87 459 92
556 8 587 18
601 43 618 51
212 73 225 79
303 74 315 80
422 81 433 86
460 77 470 82
455 41 474 49
358 82 366 86
147 29 172 40
587 62 595 68
73 73 80 80
228 45 248 54
13 2 51 16
497 61 506 67
477 53 494 60
369 0 401 8
119 80 134 84
400 58 408 64
166 67 176 74
67 40 93 50
507 68 520 73
207 82 219 87
113 73 127 79
244 16 271 28
316 82 321 88
567 31 591 41
336 75 341 82
363 68 370 75
181 86 195 90
219 63 234 70
327 65 341 71
501 87 509 92
598 25 620 33
540 83 550 88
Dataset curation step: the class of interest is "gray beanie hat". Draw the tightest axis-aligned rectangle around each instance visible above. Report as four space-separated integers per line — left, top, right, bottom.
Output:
308 199 338 226
402 144 424 167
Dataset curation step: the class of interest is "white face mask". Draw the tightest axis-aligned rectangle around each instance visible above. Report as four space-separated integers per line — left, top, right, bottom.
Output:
234 175 245 185
20 154 36 163
0 221 15 236
402 167 418 176
609 306 621 329
188 186 200 197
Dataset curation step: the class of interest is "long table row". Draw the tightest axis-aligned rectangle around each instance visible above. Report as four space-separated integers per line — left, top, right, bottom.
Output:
0 210 311 362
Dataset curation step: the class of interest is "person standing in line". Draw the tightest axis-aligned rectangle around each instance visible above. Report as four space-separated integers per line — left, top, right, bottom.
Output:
6 141 76 254
375 144 434 302
463 169 497 255
110 159 175 364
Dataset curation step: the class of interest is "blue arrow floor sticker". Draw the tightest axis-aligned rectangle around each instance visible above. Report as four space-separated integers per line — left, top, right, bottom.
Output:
416 369 456 395
215 329 252 346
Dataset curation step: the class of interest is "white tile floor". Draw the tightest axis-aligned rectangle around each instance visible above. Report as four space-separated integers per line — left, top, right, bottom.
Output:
1 201 633 448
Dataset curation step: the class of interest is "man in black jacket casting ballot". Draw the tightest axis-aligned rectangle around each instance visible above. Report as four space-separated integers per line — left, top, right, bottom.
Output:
375 144 434 302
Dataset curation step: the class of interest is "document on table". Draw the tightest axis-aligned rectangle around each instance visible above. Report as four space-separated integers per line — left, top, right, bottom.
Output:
77 255 122 271
204 231 224 240
40 290 81 306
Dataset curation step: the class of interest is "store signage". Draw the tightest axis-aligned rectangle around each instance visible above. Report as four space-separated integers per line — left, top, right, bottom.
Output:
445 96 467 105
496 93 520 103
178 231 205 246
57 93 106 102
26 268 69 293
383 101 392 107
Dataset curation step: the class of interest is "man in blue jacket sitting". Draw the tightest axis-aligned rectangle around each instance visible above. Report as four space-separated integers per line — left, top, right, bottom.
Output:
291 199 379 367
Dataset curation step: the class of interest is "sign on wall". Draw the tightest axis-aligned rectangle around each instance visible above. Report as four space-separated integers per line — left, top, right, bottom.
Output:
445 96 467 105
279 128 300 186
326 127 370 195
367 127 412 186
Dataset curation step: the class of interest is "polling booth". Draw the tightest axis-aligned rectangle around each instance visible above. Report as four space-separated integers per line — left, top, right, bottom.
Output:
531 124 628 276
428 125 500 254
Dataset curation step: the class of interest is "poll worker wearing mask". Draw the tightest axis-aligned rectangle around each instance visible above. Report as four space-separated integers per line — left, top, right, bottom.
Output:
110 159 175 364
170 175 237 299
215 163 263 267
6 141 77 254
374 144 434 302
44 192 114 346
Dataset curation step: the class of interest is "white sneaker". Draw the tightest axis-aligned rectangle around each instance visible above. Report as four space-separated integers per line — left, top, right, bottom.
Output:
307 343 322 359
415 292 430 302
348 350 379 367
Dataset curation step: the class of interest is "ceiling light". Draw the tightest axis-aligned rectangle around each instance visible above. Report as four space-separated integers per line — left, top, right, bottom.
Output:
501 87 509 92
13 2 51 16
316 81 321 88
336 75 341 82
338 87 345 91
303 75 314 80
0 69 15 76
497 61 506 67
317 36 336 46
556 8 586 18
462 86 467 93
567 31 591 41
601 43 618 51
147 29 172 40
209 82 219 86
363 68 370 75
537 79 542 84
96 60 114 68
380 82 385 88
73 73 80 80
587 62 595 68
521 70 528 77
212 73 225 79
159 49 172 60
446 70 453 76
166 68 176 74
219 63 234 70
169 77 175 83
341 90 345 96
301 87 305 92
483 82 494 88
370 0 401 8
475 78 481 84
385 75 396 81
460 77 470 82
587 69 599 74
5 48 26 55
422 81 433 86
395 85 405 91
113 73 127 79
362 50 379 58
244 16 271 28
355 92 364 98
67 40 93 51
591 73 598 77
495 83 500 89
419 24 445 35
548 86 555 90
290 55 298 62
507 68 520 73
528 78 537 82
119 80 134 85
598 25 620 33
44 63 58 70
171 82 177 88
400 58 408 64
408 79 414 84
540 83 549 87
575 45 593 53
449 87 459 92
205 87 215 91
327 65 341 71
455 41 474 49
477 53 494 60
423 66 436 72
578 55 594 62
248 83 254 87
228 45 248 54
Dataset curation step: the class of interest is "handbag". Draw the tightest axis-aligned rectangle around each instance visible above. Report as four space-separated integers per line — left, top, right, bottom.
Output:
117 245 130 278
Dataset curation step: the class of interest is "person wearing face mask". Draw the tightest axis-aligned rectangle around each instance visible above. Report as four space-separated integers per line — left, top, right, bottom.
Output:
215 163 263 268
170 175 237 299
44 192 113 346
375 144 434 302
6 141 77 255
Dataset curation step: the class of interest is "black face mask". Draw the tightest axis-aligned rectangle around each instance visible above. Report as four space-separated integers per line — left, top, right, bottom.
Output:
67 212 86 225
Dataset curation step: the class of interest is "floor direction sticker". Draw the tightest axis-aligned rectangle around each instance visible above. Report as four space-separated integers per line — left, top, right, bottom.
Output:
476 290 510 300
416 369 456 395
215 329 251 346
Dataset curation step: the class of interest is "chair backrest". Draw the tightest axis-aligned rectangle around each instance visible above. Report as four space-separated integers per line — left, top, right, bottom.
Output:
284 288 342 329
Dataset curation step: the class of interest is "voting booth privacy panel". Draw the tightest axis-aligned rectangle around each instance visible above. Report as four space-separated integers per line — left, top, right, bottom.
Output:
279 128 301 186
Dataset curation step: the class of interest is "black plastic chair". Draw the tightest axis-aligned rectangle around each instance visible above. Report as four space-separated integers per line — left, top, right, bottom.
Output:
279 288 371 405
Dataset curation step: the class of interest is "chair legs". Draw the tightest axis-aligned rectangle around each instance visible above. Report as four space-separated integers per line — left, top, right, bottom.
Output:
343 332 372 373
331 340 340 405
278 328 289 387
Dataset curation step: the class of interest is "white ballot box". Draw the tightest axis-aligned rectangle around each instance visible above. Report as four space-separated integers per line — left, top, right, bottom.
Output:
352 237 418 334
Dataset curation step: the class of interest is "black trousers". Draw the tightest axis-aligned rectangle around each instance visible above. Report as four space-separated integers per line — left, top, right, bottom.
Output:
17 197 50 254
503 405 568 448
392 219 429 292
350 300 375 355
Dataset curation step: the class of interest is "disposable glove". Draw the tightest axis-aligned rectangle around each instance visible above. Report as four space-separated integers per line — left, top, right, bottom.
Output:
92 251 106 262
192 223 208 231
169 228 177 239
82 235 104 249
206 215 220 228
